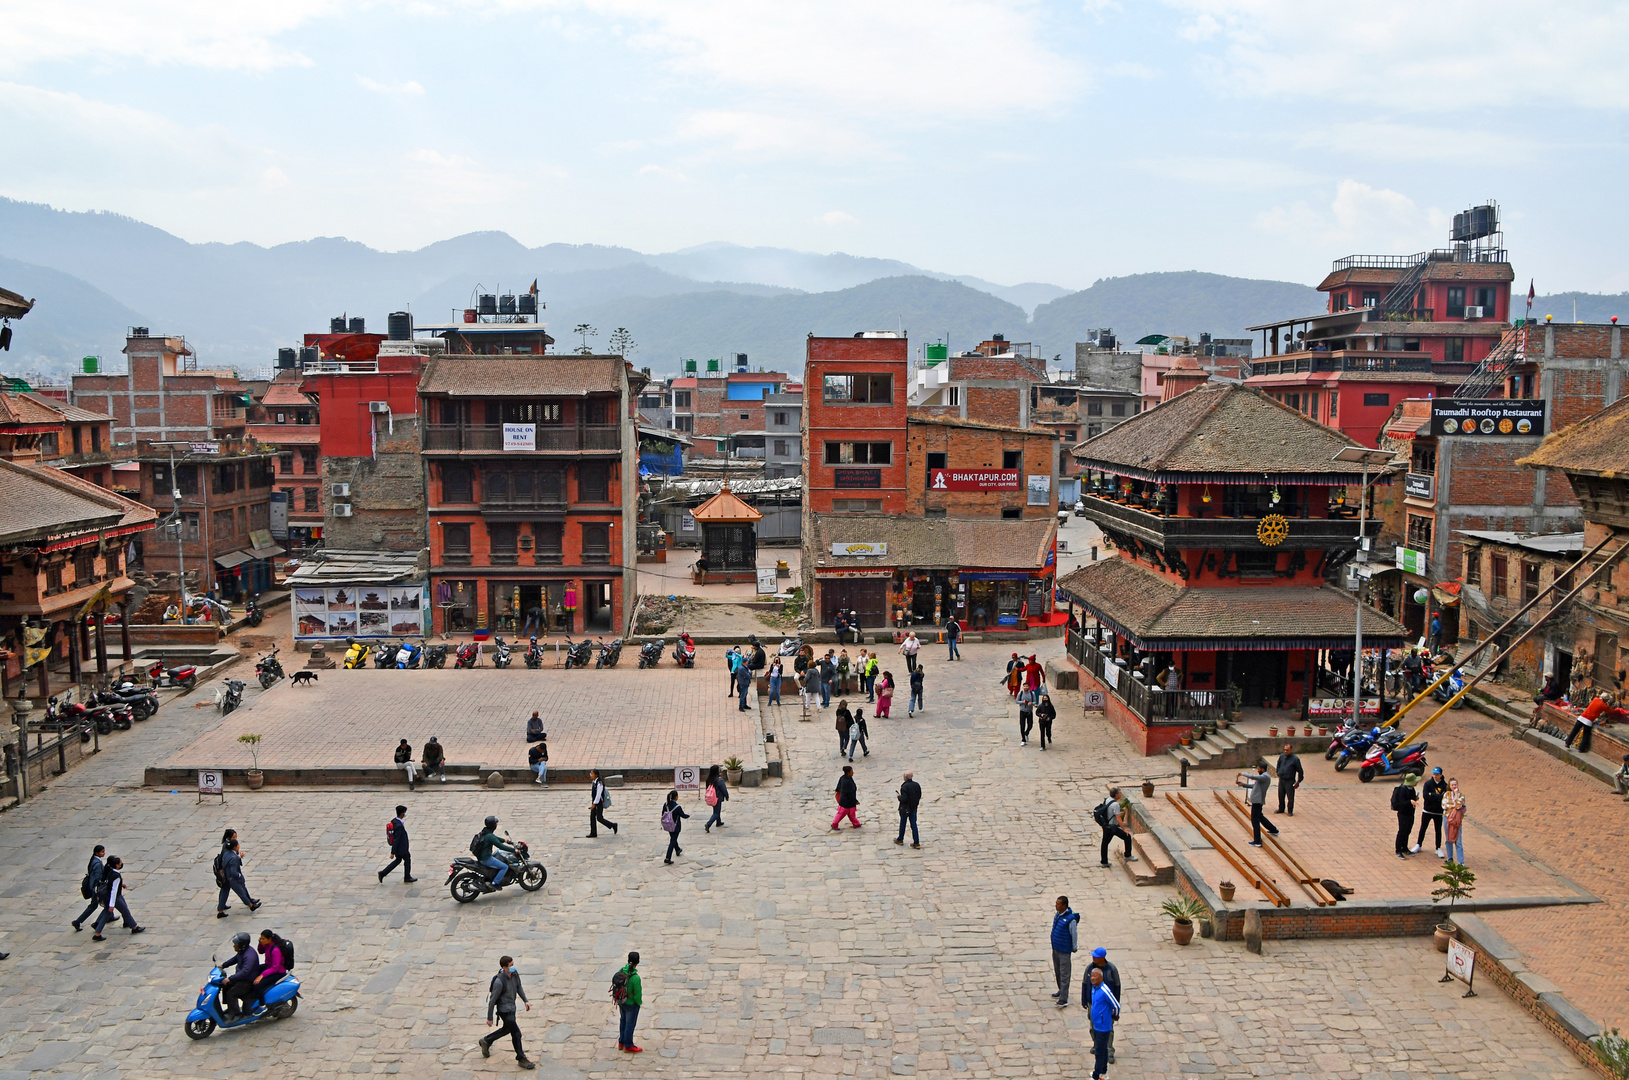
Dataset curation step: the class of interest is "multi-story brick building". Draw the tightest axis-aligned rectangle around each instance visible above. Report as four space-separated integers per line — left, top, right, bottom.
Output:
668 357 790 458
420 352 641 638
72 330 255 445
804 334 909 517
249 365 322 552
1455 530 1584 689
909 335 1048 427
137 441 279 599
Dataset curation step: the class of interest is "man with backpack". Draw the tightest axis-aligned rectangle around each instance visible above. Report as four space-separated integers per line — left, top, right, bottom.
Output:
588 770 618 838
379 805 415 883
478 954 535 1069
91 855 144 940
612 950 643 1052
1095 787 1137 868
215 836 262 918
71 844 107 932
908 666 925 716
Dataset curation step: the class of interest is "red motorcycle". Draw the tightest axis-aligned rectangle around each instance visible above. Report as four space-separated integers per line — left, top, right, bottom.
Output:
453 641 482 669
148 658 200 690
671 631 696 668
1358 740 1428 784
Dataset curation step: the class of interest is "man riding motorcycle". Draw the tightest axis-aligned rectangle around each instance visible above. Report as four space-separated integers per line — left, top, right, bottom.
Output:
474 816 517 886
220 932 262 1017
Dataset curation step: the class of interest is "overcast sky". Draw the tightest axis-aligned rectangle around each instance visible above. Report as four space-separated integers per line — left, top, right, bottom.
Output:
3 1 1626 291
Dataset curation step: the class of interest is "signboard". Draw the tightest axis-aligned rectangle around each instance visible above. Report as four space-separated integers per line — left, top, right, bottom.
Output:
1397 547 1428 576
1404 472 1434 500
190 442 220 456
674 765 701 792
1307 697 1382 718
1431 398 1546 438
756 568 778 594
1444 938 1477 996
269 490 289 540
1027 474 1052 506
831 542 887 557
294 584 426 640
680 512 696 534
930 469 1020 491
198 769 223 794
1083 690 1106 711
833 468 882 488
503 423 537 451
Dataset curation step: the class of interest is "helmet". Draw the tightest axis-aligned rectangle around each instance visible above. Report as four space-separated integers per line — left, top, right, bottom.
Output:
232 932 251 951
1371 727 1382 738
485 815 499 829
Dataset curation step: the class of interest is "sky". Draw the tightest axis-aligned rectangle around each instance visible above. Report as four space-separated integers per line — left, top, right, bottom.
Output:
2 1 1627 291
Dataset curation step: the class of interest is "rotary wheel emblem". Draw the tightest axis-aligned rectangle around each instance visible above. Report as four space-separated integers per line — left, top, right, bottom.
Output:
1257 514 1289 547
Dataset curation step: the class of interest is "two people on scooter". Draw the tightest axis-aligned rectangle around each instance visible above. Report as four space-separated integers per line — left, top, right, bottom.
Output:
475 816 517 885
221 930 289 1017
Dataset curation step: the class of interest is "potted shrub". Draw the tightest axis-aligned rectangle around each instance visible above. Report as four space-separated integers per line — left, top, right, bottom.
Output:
1141 779 1155 798
237 733 264 789
1318 725 1328 736
1161 896 1204 946
1218 880 1236 903
1179 733 1193 747
1216 718 1230 731
1431 861 1477 951
723 756 744 785
1268 725 1279 738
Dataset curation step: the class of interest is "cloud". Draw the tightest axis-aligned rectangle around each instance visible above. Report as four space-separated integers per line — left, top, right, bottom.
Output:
817 210 855 226
672 110 886 160
1163 0 1629 110
1257 180 1444 252
357 75 426 96
640 164 690 181
0 1 334 74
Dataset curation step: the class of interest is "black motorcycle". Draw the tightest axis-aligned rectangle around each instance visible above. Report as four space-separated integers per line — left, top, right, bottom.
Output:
563 636 595 669
244 597 265 628
424 643 449 669
636 640 664 668
255 648 285 690
220 679 245 716
105 682 159 720
595 638 623 669
446 838 547 903
373 643 401 668
524 637 543 670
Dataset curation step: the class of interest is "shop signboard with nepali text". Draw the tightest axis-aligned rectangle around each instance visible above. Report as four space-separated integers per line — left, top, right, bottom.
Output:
930 469 1019 491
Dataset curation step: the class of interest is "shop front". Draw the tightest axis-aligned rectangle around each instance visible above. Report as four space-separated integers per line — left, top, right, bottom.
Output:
429 574 621 637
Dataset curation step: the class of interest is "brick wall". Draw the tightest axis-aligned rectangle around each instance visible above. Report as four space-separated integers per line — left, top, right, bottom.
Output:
323 419 426 551
906 422 1057 517
804 336 909 515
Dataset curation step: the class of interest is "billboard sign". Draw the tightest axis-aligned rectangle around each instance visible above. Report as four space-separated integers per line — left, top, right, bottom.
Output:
1431 398 1546 438
930 469 1020 491
833 468 882 488
503 423 537 450
1404 472 1434 500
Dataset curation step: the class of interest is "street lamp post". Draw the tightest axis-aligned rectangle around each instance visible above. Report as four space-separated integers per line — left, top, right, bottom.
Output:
1335 446 1396 732
152 442 191 623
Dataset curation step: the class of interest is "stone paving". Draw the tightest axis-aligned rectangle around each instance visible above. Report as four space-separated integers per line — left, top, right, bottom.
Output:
0 641 1594 1079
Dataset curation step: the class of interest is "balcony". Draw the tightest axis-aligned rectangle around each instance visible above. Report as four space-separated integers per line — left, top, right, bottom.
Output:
480 493 568 518
1078 491 1380 551
1065 628 1225 727
423 424 620 453
1246 350 1432 377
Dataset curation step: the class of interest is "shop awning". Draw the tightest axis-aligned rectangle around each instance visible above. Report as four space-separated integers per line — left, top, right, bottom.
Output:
1433 580 1463 608
214 550 254 569
248 542 286 560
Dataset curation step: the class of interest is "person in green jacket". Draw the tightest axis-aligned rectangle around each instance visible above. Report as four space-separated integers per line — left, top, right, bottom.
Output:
616 951 643 1053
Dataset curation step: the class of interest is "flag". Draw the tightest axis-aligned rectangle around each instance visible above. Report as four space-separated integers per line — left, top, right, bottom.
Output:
529 279 538 296
1526 279 1534 315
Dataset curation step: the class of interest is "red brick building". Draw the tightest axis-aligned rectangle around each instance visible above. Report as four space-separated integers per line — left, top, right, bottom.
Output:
803 333 909 517
420 353 642 637
72 330 255 445
1059 383 1407 755
248 373 321 550
909 336 1048 428
668 359 791 457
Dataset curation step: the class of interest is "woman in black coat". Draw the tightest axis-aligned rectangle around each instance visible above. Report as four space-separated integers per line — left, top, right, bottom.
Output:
662 791 689 865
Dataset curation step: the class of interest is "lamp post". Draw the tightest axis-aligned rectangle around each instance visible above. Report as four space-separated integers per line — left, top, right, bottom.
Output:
152 442 190 623
1335 446 1397 732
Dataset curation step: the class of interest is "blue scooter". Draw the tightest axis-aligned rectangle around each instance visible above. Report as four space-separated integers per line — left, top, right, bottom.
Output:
1432 668 1467 705
1334 725 1402 771
184 961 301 1039
395 642 423 669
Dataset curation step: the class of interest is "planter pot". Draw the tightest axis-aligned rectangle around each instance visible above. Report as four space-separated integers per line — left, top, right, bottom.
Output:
1141 781 1155 798
245 769 264 790
1268 726 1278 737
1434 923 1457 952
727 769 743 785
1304 726 1313 737
1318 726 1328 736
1219 882 1236 902
1172 919 1194 946
1216 719 1230 730
1180 736 1192 747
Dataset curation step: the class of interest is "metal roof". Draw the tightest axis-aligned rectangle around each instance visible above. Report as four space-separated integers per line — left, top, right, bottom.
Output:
287 548 427 586
1456 530 1585 556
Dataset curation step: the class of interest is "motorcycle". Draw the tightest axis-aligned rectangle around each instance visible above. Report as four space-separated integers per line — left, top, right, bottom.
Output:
524 637 544 670
671 631 697 669
562 636 595 669
454 641 482 669
51 692 131 736
1431 669 1467 706
424 643 449 669
778 637 803 657
148 658 200 690
107 681 160 720
183 957 301 1039
342 639 369 670
244 597 265 628
636 640 664 668
1358 740 1429 784
446 837 547 903
1334 725 1402 771
373 643 401 669
491 637 513 669
255 649 285 690
218 679 245 716
595 638 623 669
395 642 423 670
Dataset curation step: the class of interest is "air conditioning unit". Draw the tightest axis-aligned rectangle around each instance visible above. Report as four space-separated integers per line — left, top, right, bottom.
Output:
330 483 350 497
368 401 390 413
334 504 353 517
1463 306 1484 319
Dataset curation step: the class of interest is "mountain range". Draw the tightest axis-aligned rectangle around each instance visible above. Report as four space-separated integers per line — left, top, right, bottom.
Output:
1 197 1621 380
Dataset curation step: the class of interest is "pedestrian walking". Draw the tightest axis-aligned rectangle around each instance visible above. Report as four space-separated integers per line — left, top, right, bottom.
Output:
864 651 880 700
215 836 262 918
1023 654 1045 696
835 702 853 756
1005 654 1023 698
614 951 643 1052
768 658 783 706
1393 772 1419 859
477 954 535 1069
847 707 870 760
1018 688 1035 745
91 856 144 940
875 671 894 718
1566 693 1609 754
900 631 920 673
945 615 961 660
588 770 619 837
1082 948 1123 1062
378 805 416 883
1095 787 1136 867
529 738 548 785
395 738 419 790
832 765 861 830
1049 896 1079 1006
908 666 925 716
1414 766 1447 856
1087 966 1120 1080
895 772 921 848
422 736 446 782
1236 761 1278 846
736 659 753 712
661 789 689 864
704 764 729 832
1274 743 1303 815
71 844 107 932
1037 692 1056 749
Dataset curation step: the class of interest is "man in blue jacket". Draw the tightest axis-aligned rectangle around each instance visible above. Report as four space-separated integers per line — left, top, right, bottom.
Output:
71 844 107 932
1088 966 1120 1079
378 805 415 883
1083 947 1123 1062
1050 896 1079 1007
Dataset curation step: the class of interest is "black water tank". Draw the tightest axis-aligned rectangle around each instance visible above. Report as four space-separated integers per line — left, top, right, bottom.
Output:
277 347 297 368
499 294 517 316
517 293 538 316
298 346 318 366
330 317 346 334
478 294 497 316
349 316 365 335
387 311 413 340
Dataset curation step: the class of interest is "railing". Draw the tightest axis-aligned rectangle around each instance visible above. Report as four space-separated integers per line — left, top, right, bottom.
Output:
1332 248 1507 272
423 425 621 452
1065 629 1222 726
1366 308 1434 322
1078 493 1379 550
481 494 567 514
1245 351 1431 377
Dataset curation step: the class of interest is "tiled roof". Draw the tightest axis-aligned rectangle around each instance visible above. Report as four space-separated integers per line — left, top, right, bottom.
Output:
260 382 316 407
692 485 762 522
0 458 156 545
420 355 625 397
0 392 65 427
1072 382 1369 480
810 514 1056 571
1057 557 1409 648
1517 395 1629 478
907 414 1058 437
24 393 109 423
252 428 321 445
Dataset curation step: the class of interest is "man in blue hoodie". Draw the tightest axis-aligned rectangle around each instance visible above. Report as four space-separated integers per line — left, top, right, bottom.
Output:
1088 966 1120 1079
1050 896 1080 1007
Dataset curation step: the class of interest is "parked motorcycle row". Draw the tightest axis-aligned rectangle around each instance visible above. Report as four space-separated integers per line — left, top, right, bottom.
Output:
1323 717 1429 784
334 635 632 671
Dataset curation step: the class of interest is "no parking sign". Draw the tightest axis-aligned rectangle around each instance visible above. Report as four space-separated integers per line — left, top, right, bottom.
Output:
674 766 701 792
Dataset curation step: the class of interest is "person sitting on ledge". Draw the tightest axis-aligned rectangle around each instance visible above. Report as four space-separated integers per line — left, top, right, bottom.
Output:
526 711 544 743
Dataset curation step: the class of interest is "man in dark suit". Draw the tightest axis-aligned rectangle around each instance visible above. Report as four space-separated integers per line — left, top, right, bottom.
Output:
379 805 415 883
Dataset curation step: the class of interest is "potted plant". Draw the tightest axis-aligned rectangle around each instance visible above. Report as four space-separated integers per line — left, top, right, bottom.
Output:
237 733 264 789
1431 861 1477 951
1141 779 1155 798
1218 880 1236 902
1216 717 1230 731
1160 896 1204 945
1268 725 1279 738
1179 733 1193 747
723 756 744 785
1318 725 1328 736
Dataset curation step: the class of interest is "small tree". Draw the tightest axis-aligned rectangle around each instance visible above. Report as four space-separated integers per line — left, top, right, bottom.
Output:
573 323 597 354
237 733 263 772
1593 1029 1629 1079
607 327 636 358
1431 861 1476 923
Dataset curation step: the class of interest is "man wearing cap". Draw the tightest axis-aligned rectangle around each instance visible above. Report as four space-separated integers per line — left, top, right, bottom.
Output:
422 736 446 782
1392 773 1419 859
1082 947 1123 1062
1235 761 1278 846
1049 896 1079 1007
1414 767 1448 857
1087 966 1120 1080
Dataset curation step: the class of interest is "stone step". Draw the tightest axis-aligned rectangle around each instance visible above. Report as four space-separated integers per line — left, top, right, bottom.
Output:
1183 740 1215 762
1211 727 1249 750
1121 833 1176 886
1168 747 1202 768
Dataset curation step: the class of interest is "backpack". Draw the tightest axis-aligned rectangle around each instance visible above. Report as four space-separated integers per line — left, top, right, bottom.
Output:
470 831 486 857
275 933 297 971
1390 786 1411 813
212 852 227 888
1092 800 1112 828
386 819 397 845
610 966 630 1004
705 783 719 807
661 806 677 832
80 859 97 900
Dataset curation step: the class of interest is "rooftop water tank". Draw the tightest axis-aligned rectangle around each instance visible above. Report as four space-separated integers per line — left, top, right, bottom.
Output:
478 294 498 316
298 346 318 366
82 356 100 374
706 358 720 372
499 294 518 316
923 343 949 363
517 293 538 316
348 316 365 335
277 348 297 368
387 312 412 341
330 317 347 334
685 359 697 373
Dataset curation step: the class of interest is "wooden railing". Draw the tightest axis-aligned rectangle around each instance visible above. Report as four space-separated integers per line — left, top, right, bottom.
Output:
424 425 621 452
1066 628 1226 725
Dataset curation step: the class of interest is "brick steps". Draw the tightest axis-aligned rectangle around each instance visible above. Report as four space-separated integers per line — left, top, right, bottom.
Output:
1122 832 1175 887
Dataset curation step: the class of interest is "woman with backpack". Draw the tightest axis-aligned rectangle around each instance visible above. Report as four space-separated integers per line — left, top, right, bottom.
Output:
875 671 895 718
703 765 729 832
91 856 144 940
661 790 690 865
834 702 853 756
253 929 290 1002
71 844 107 932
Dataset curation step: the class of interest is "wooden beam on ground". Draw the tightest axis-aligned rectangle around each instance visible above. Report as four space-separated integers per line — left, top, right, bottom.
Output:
1213 790 1335 906
1166 791 1290 907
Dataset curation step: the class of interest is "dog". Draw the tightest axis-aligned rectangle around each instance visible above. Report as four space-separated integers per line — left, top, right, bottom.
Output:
291 671 319 687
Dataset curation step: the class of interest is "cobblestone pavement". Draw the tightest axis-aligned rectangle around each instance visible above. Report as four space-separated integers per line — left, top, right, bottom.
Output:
0 642 1592 1079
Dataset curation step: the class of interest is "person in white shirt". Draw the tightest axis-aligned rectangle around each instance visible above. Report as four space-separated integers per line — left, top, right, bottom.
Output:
899 632 921 673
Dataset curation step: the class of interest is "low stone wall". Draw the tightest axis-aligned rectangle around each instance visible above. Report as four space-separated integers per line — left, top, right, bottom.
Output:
144 763 765 789
129 624 223 646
